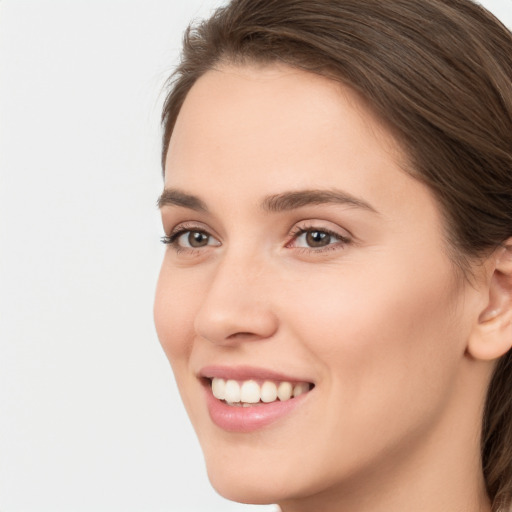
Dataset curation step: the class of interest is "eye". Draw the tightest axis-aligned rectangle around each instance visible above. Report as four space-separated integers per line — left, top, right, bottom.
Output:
297 230 333 248
161 226 221 251
177 230 212 248
288 226 350 251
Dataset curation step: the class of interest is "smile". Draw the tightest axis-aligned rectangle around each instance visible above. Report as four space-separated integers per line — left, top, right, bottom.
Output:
210 377 312 406
201 371 315 432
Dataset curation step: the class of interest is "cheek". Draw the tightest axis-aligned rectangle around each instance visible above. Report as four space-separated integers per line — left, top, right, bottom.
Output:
154 262 208 433
282 255 464 429
154 261 197 369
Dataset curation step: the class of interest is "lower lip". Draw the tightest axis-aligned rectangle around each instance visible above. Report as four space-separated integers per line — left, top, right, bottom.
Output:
204 383 310 433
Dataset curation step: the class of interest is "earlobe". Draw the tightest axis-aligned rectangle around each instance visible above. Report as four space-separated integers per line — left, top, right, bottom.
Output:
467 241 512 361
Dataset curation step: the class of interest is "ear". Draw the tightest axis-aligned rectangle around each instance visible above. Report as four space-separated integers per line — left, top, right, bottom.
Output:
468 240 512 361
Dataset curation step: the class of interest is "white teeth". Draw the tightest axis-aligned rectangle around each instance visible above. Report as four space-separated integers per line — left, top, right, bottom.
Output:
240 380 260 403
210 377 311 405
261 381 277 403
277 381 293 401
212 377 226 400
293 383 310 397
224 380 241 403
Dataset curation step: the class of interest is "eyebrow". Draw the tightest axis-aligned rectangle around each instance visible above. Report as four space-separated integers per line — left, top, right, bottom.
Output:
157 188 378 214
261 189 377 213
157 188 208 211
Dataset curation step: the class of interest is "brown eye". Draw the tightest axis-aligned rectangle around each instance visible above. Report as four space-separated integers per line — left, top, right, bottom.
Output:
290 226 350 252
305 230 331 247
188 231 210 247
165 228 221 251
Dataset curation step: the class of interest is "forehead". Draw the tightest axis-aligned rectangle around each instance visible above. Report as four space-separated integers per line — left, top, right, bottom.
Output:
165 64 406 194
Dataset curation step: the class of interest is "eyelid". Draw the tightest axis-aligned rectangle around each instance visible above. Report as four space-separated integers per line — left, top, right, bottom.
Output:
164 221 216 239
161 219 352 255
161 221 221 251
286 221 352 252
288 220 352 240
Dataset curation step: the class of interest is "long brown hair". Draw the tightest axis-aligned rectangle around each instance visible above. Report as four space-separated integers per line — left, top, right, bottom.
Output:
160 0 512 508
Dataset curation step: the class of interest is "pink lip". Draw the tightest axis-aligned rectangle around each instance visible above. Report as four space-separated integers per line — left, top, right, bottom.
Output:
199 366 314 433
199 365 312 383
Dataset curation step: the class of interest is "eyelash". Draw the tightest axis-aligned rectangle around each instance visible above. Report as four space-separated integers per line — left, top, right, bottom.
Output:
161 223 351 254
160 222 213 254
286 225 351 253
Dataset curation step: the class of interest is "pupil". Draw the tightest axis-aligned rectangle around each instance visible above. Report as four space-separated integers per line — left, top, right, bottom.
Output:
306 231 330 247
189 231 208 247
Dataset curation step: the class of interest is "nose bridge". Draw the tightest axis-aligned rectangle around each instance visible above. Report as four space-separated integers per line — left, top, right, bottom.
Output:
194 246 278 344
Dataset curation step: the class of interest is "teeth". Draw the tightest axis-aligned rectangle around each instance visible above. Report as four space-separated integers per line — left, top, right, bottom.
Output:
210 377 311 405
293 383 310 397
277 381 293 401
224 380 241 403
212 377 226 400
240 380 260 403
261 381 277 403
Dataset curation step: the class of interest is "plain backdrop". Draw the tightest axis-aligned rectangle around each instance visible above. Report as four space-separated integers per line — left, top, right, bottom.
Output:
0 1 511 511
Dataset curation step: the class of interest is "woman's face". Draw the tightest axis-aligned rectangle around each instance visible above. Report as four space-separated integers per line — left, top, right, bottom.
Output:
155 64 483 505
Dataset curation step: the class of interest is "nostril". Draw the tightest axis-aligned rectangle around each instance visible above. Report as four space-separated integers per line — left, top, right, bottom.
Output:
226 332 262 340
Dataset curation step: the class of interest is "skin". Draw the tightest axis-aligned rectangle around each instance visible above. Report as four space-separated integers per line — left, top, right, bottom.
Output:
154 64 500 512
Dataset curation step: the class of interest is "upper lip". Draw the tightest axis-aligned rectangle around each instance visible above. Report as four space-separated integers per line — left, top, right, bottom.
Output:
198 365 314 384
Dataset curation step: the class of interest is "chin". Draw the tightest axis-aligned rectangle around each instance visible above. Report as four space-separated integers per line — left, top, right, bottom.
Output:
202 444 300 505
201 438 344 507
209 478 278 506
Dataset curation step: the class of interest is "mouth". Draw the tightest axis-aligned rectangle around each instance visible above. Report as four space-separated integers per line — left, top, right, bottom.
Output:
207 377 314 407
199 368 315 432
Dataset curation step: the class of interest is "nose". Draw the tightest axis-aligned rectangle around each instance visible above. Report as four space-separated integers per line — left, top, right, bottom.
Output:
194 254 279 345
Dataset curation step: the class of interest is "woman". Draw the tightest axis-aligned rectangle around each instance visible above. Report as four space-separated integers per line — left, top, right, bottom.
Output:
154 0 512 510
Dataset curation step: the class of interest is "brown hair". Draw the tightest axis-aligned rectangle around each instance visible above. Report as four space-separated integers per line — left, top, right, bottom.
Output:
161 0 512 508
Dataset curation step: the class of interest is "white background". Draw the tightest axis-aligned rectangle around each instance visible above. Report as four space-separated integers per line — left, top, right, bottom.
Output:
0 1 510 511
